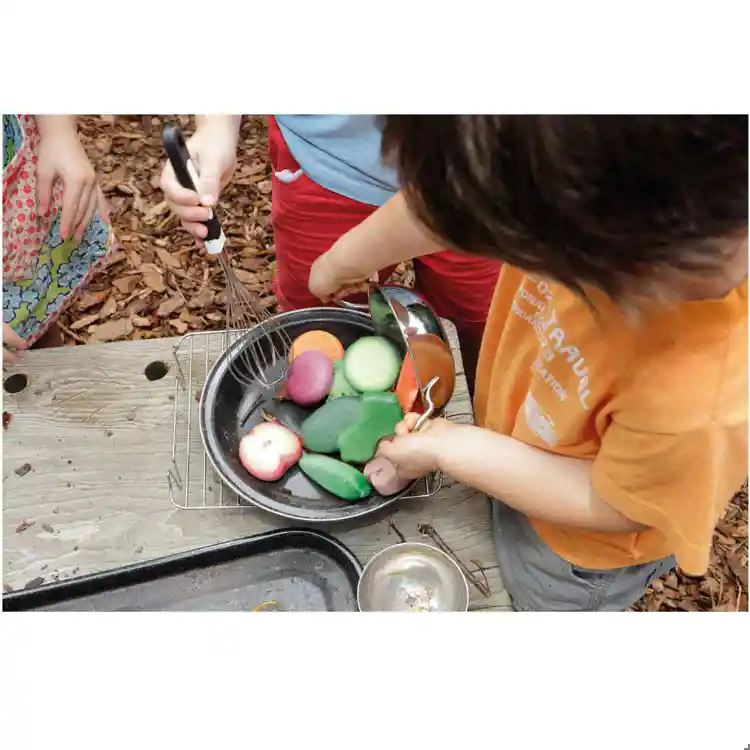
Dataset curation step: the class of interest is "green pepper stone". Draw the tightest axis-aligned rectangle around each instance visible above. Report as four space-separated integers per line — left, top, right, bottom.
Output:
337 392 403 464
301 396 362 453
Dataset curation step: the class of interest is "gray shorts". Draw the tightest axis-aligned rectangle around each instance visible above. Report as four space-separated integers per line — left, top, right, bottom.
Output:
491 499 675 611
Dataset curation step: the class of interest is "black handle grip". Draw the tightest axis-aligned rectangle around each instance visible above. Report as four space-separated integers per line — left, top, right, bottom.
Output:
162 124 223 244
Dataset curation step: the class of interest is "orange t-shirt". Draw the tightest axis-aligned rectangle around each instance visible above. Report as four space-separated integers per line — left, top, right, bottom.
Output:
474 265 748 575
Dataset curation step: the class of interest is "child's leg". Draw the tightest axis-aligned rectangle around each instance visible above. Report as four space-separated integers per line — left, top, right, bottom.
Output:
491 499 675 611
268 117 398 310
414 252 501 395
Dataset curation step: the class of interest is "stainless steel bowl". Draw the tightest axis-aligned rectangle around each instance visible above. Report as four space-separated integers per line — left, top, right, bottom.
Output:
341 283 447 348
339 284 456 410
357 542 469 612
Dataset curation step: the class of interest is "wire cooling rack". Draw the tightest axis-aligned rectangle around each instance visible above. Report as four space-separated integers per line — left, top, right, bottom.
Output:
167 330 243 509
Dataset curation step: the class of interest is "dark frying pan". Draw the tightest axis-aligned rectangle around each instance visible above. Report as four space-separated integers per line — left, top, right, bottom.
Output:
199 306 442 523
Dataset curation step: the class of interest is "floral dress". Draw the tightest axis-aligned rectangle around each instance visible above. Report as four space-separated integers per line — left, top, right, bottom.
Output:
2 115 116 345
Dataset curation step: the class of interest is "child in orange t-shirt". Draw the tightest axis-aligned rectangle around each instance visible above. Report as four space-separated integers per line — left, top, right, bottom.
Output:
307 115 749 611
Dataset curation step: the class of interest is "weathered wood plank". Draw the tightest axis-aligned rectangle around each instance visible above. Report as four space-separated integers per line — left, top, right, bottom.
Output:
2 321 510 610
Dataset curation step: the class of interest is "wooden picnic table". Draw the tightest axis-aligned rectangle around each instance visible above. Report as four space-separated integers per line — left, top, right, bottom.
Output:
2 320 511 610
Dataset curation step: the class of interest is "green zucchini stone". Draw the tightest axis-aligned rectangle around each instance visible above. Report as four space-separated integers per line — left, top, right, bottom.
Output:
299 453 372 501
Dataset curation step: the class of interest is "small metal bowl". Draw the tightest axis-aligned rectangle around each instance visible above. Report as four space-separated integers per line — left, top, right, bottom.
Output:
357 543 469 612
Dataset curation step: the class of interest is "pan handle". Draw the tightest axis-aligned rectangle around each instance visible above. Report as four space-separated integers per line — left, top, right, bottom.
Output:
336 298 370 312
162 124 225 256
413 376 439 432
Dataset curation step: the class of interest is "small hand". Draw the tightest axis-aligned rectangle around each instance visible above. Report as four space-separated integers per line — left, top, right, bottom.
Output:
375 415 455 479
3 324 28 366
37 128 100 243
160 123 238 241
308 248 378 304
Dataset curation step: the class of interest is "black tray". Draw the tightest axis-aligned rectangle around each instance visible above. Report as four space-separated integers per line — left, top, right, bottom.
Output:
2 529 362 612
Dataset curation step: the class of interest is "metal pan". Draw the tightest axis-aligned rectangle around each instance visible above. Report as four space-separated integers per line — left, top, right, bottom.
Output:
199 307 442 523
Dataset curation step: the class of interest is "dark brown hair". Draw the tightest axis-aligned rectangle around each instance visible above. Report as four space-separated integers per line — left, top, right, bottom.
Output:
381 115 748 299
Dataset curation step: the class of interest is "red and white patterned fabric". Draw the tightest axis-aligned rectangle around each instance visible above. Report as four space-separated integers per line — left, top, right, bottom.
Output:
3 115 64 281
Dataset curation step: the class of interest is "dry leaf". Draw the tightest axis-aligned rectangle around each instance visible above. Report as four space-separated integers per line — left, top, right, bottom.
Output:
133 192 149 215
241 257 266 271
105 249 127 266
126 298 150 316
96 136 112 156
727 549 748 590
109 196 127 214
232 268 260 287
206 311 223 323
156 248 182 270
188 287 215 309
131 314 153 328
100 295 118 319
77 289 110 311
142 265 166 293
89 317 134 343
157 295 185 317
169 319 189 334
144 200 169 223
70 312 100 331
113 276 137 295
108 164 127 184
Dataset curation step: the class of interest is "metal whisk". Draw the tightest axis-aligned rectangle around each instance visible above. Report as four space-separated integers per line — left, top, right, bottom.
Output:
163 125 291 388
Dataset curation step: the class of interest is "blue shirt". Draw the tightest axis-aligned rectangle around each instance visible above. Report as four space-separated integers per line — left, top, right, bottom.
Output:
275 115 399 207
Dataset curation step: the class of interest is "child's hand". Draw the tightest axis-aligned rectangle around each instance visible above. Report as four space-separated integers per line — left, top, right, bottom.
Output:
160 120 238 241
36 118 100 243
309 191 437 303
308 244 378 303
3 324 28 366
375 415 456 478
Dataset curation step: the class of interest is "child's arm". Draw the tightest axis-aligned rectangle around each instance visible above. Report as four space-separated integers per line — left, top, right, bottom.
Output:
378 419 648 533
36 115 78 137
308 191 444 302
195 115 242 135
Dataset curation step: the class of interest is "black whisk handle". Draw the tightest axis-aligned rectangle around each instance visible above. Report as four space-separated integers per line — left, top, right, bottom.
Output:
163 124 224 253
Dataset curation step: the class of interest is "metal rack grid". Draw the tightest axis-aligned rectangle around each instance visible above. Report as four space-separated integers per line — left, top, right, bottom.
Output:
167 330 243 509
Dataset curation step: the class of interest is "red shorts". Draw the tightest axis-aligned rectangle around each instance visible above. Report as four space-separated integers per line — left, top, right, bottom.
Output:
268 117 500 366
